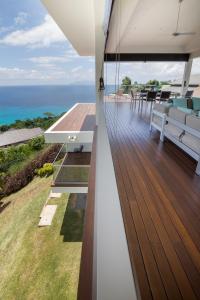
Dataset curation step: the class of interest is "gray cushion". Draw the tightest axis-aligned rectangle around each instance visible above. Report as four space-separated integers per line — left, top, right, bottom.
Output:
153 103 171 114
165 107 187 139
165 124 184 140
181 115 200 154
181 134 200 154
168 107 187 123
185 115 200 131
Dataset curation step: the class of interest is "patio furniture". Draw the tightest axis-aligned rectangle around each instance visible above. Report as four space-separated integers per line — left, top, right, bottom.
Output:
159 91 171 103
145 91 157 113
138 90 147 111
185 90 193 98
150 105 200 175
130 88 138 107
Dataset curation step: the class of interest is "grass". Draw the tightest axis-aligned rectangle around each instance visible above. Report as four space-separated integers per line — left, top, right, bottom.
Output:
0 176 84 300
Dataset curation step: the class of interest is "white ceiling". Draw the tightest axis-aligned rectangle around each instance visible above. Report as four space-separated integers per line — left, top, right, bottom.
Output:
106 0 200 56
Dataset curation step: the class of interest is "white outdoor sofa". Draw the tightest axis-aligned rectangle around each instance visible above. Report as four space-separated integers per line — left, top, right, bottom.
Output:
150 104 200 175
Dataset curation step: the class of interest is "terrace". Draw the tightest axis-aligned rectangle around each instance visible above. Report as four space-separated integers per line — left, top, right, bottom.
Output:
44 103 95 193
104 100 200 299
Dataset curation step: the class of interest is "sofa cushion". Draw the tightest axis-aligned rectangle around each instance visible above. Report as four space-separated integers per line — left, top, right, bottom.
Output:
181 115 200 154
181 134 200 154
186 114 200 131
177 107 193 114
173 97 187 108
168 107 187 123
192 97 200 111
165 107 187 139
165 124 184 139
187 98 193 109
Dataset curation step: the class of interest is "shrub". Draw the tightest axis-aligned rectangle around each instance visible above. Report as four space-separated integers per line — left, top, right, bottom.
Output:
1 144 60 198
28 136 45 150
0 125 9 132
18 144 31 156
36 163 54 177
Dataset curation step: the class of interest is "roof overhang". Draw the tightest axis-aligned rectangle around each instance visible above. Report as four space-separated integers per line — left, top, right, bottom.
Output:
41 0 200 60
41 0 109 56
106 0 200 59
41 0 95 55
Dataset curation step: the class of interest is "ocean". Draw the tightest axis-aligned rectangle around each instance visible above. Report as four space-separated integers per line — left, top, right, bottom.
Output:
0 85 115 125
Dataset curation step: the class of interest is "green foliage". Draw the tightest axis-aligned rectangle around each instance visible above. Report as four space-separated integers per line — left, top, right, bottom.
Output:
35 163 54 177
160 81 170 86
121 76 132 93
1 144 60 197
0 136 44 175
146 79 160 86
0 172 6 191
43 111 55 118
0 125 9 132
0 112 63 133
28 136 45 150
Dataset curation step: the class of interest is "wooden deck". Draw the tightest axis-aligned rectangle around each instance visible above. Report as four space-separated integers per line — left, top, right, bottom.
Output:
52 103 95 132
105 102 200 300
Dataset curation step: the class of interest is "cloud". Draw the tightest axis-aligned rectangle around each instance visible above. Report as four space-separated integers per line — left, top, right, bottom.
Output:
64 47 79 58
105 61 187 84
0 65 94 85
14 12 28 25
0 26 13 34
0 15 67 48
191 57 200 74
28 55 70 64
71 66 83 73
0 66 49 81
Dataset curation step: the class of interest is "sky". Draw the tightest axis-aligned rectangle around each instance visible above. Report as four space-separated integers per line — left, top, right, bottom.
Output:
0 0 200 86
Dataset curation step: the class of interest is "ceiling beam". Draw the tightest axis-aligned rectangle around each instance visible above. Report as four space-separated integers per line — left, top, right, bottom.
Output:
104 53 190 62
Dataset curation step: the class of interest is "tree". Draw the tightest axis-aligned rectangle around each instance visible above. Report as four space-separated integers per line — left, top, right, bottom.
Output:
0 125 9 132
146 79 160 87
43 112 55 118
121 76 132 93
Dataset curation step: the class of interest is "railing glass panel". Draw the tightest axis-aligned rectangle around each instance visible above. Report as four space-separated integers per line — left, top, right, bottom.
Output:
53 165 90 185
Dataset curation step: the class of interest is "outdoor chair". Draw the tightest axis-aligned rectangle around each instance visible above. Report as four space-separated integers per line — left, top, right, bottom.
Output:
185 90 193 98
130 88 138 107
145 91 157 113
159 91 171 103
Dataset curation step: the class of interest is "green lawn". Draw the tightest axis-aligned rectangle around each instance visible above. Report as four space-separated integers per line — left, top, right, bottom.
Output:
0 176 84 300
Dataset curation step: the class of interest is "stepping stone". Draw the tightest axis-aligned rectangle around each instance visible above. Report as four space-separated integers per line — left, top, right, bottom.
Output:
38 205 57 227
49 191 62 198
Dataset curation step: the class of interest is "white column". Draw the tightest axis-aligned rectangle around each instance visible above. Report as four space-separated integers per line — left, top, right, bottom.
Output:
95 25 105 125
93 2 138 299
181 57 193 96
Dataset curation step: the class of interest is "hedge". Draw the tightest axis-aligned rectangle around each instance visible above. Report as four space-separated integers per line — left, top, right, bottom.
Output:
1 144 60 198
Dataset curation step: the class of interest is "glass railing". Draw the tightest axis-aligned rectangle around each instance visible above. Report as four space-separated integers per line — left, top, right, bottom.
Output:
53 143 66 164
53 165 90 185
